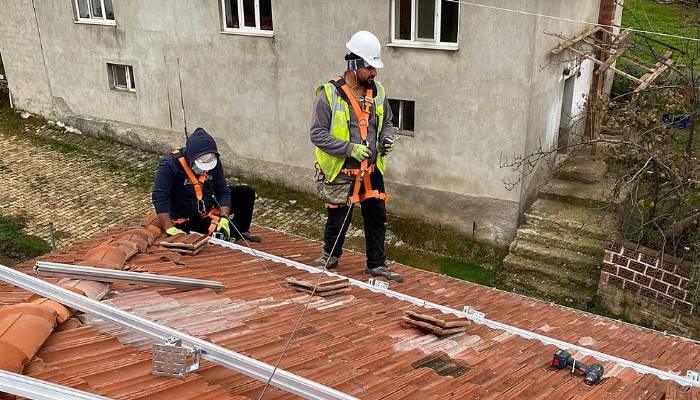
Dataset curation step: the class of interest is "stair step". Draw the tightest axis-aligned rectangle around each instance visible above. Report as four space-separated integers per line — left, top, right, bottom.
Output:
509 239 601 271
515 225 606 256
539 178 614 208
525 199 616 241
502 254 598 288
555 151 608 184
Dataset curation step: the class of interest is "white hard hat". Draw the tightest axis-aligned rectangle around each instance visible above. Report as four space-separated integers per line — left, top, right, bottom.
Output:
194 153 218 171
345 31 384 69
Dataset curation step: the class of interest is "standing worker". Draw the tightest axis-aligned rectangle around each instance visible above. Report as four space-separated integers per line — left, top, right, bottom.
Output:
151 127 262 243
310 31 402 282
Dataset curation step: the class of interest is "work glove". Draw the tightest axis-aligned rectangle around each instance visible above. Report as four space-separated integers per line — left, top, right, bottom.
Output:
215 217 231 241
379 137 394 155
166 226 186 236
350 144 372 162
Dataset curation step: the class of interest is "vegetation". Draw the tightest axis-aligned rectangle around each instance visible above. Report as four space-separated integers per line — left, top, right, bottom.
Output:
0 214 51 267
620 0 700 72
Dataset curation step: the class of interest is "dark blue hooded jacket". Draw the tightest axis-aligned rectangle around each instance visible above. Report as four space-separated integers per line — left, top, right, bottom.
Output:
151 127 231 219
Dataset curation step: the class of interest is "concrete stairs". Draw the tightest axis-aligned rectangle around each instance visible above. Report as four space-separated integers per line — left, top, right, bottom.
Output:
500 149 618 307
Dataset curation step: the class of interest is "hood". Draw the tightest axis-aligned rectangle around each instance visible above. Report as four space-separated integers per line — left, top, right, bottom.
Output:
184 127 219 165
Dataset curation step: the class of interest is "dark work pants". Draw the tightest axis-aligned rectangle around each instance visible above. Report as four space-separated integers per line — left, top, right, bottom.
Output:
176 185 256 239
323 170 387 269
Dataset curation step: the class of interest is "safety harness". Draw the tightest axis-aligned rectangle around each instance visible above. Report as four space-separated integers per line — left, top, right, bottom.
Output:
329 77 390 207
171 150 221 235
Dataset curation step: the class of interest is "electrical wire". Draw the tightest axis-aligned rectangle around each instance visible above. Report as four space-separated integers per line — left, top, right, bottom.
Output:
256 202 356 400
445 0 700 42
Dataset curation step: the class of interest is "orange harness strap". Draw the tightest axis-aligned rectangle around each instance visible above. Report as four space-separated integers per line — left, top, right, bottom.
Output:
171 151 221 234
332 79 390 205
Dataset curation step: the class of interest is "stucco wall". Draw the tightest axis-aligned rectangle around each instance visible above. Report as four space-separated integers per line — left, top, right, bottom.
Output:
0 0 601 246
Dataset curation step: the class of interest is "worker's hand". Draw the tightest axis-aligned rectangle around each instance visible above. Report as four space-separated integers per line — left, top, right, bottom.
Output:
379 138 394 155
166 226 186 236
215 217 231 241
350 144 372 162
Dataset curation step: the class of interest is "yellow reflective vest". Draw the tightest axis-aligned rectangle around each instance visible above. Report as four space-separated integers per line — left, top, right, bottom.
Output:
314 80 387 183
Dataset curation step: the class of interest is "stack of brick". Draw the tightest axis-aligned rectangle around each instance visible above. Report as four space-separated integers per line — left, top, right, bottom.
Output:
0 215 164 374
598 241 699 338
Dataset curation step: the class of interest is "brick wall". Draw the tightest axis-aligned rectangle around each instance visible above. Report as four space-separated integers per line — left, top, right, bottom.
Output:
600 242 696 314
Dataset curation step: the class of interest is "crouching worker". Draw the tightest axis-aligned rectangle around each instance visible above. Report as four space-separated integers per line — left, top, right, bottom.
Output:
151 127 262 243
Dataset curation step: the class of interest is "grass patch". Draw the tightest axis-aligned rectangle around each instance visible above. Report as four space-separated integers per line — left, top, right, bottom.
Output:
0 215 51 266
621 0 700 72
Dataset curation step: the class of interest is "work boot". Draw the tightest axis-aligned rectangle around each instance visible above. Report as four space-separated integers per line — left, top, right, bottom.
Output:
365 262 404 283
237 231 262 243
310 251 339 269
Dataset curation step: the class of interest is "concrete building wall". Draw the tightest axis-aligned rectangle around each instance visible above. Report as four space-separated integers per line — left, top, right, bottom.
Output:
518 1 600 214
0 0 601 247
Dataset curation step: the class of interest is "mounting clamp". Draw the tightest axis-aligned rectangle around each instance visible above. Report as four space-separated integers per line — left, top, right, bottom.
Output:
152 337 201 378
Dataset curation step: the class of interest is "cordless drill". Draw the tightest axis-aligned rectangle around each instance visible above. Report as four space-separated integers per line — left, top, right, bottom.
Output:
551 349 604 386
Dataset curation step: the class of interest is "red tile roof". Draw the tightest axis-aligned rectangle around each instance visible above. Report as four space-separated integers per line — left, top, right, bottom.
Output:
1 225 699 399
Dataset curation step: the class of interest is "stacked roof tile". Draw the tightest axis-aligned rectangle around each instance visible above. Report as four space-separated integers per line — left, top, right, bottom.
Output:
1 223 699 399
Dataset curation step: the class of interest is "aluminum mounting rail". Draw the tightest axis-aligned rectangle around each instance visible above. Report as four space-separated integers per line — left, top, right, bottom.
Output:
0 264 357 400
210 238 700 388
34 262 224 292
0 369 112 400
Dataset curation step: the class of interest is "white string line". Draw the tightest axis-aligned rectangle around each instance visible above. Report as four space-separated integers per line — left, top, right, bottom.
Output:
445 0 700 42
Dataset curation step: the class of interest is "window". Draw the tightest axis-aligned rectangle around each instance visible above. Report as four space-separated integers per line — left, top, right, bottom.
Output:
391 0 459 48
107 63 135 92
221 0 273 36
388 99 415 135
75 0 115 24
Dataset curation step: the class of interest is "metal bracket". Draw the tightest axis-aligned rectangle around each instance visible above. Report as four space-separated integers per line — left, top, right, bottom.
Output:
152 337 201 378
463 306 486 319
367 278 389 290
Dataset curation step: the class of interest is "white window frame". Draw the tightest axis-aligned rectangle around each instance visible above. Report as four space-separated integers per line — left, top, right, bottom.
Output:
74 0 116 26
220 0 274 37
108 64 136 93
390 0 459 50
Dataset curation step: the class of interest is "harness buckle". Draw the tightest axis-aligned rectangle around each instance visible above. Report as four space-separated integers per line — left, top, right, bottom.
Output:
361 139 369 147
196 199 206 214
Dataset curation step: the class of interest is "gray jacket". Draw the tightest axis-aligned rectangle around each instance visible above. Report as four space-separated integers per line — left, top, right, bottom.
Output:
310 81 394 170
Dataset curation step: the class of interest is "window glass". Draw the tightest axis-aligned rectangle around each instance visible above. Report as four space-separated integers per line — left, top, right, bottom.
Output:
76 0 90 18
243 0 256 27
388 99 400 128
128 66 135 89
416 0 435 40
440 0 458 43
403 100 415 131
104 0 114 20
259 0 273 30
394 0 411 40
224 0 240 28
90 0 103 18
113 65 127 88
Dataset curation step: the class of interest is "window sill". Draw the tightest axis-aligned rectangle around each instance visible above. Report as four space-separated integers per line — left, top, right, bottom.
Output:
387 41 458 51
111 88 136 94
74 19 116 27
220 29 274 38
395 129 415 137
